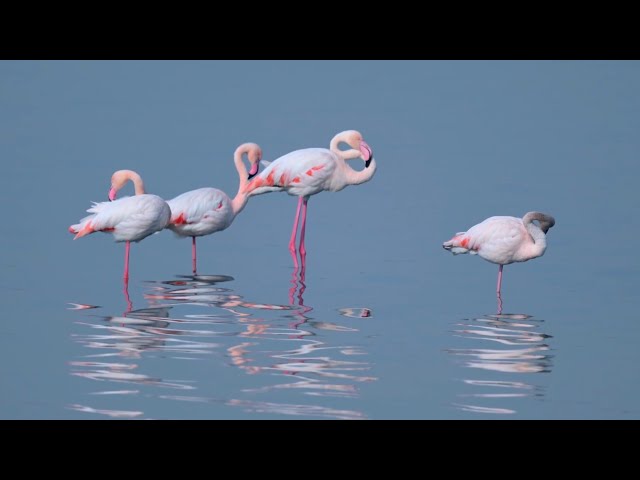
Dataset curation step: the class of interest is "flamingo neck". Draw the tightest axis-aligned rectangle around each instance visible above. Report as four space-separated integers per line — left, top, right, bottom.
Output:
231 144 254 216
342 156 377 186
230 193 248 217
523 217 547 257
125 171 145 195
330 136 362 160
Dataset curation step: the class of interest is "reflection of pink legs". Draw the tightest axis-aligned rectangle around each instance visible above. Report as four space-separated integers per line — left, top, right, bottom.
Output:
497 291 503 315
192 236 197 275
123 241 131 281
299 198 308 258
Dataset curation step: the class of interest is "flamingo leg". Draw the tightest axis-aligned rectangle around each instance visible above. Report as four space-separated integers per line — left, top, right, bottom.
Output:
289 197 304 267
298 197 309 259
192 236 197 275
123 278 133 314
123 241 131 281
496 264 503 293
289 197 303 251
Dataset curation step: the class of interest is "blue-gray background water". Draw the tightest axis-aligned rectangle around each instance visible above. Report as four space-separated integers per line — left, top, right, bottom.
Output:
1 60 638 419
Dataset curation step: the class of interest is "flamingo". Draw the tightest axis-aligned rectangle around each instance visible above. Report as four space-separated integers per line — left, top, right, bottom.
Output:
165 143 262 274
69 170 171 281
243 130 376 264
442 212 556 311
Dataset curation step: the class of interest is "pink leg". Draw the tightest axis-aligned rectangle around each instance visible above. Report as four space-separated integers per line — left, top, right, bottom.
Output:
192 236 197 275
298 198 309 258
289 197 303 252
123 241 131 281
496 265 504 314
123 278 133 313
289 197 303 268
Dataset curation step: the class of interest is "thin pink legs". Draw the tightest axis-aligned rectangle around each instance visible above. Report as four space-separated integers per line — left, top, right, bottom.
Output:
289 197 303 253
192 236 197 275
299 198 308 259
289 197 310 268
123 279 133 313
289 197 304 268
496 265 504 314
123 241 131 281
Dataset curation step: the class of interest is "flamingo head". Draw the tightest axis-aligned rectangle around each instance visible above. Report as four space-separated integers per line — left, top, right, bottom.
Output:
246 143 263 180
109 170 144 201
334 130 373 167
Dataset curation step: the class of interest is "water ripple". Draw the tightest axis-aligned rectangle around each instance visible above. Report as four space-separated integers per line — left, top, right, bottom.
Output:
447 312 553 415
69 268 377 419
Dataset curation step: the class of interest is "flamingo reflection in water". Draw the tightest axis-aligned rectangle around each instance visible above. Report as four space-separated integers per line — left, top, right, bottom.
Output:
446 312 554 415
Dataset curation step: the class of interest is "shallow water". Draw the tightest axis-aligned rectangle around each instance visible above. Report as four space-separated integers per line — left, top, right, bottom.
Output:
1 60 639 419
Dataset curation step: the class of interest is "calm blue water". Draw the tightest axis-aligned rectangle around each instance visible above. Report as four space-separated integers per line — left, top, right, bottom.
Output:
1 60 639 419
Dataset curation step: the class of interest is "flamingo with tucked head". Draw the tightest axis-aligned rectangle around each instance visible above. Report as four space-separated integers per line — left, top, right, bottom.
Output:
443 211 556 310
166 143 262 274
243 130 376 264
69 170 171 281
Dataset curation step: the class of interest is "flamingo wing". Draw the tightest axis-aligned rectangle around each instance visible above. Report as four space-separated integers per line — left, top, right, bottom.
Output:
71 195 170 241
245 148 336 196
167 188 232 235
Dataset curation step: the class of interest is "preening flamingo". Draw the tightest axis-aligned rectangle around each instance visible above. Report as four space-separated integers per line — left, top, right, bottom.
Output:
166 143 262 274
69 170 171 281
442 211 556 308
243 130 376 264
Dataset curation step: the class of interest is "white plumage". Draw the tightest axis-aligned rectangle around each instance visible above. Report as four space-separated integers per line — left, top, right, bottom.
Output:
163 142 263 273
70 195 170 242
242 130 376 263
166 188 233 237
443 211 556 299
69 169 171 281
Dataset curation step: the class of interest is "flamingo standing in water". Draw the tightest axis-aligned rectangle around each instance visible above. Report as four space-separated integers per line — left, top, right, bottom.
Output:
69 170 171 281
442 211 556 311
243 130 376 265
166 143 262 274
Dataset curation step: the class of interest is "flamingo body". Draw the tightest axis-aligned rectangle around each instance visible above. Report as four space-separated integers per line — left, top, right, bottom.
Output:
69 169 171 281
244 148 339 197
443 211 556 308
70 194 171 242
167 188 234 237
243 130 376 265
443 216 546 265
164 143 263 274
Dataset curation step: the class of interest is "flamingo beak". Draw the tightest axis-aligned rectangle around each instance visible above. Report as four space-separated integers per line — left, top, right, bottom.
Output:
360 141 373 168
247 162 260 180
108 187 117 201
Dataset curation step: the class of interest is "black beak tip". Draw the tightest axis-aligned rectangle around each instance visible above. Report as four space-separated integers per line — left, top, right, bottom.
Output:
365 158 372 168
247 173 256 180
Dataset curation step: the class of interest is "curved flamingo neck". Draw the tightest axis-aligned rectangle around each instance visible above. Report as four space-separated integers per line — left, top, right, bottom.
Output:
342 156 377 186
231 143 256 216
117 170 145 195
522 213 548 257
330 134 362 160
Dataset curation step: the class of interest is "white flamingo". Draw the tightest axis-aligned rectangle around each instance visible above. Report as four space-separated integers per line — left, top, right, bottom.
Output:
69 170 171 281
443 211 556 309
243 130 376 265
166 143 262 274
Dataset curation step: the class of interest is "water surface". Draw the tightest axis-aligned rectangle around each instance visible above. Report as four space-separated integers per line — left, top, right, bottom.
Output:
1 60 639 418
